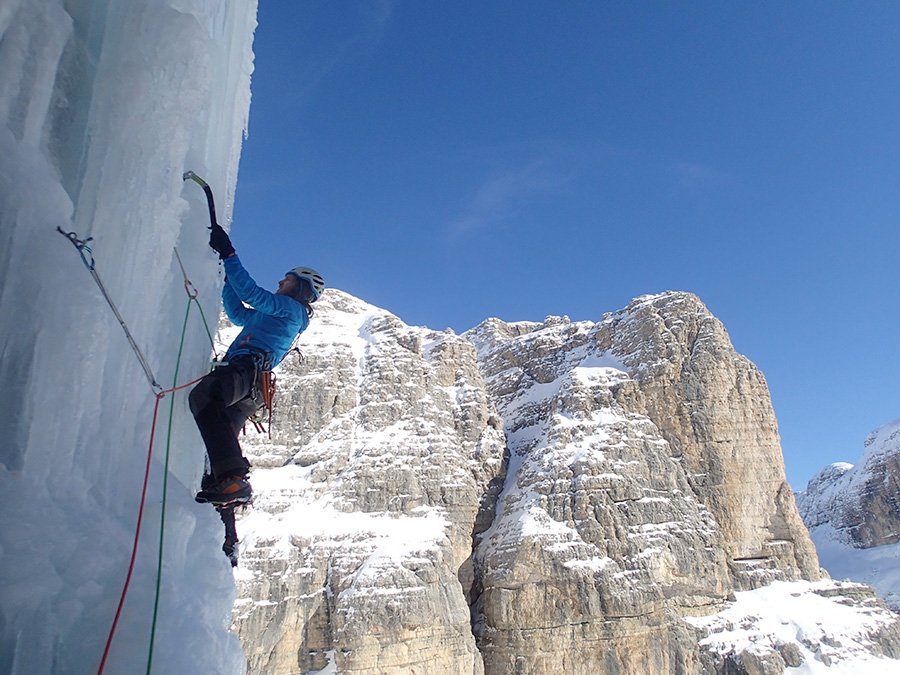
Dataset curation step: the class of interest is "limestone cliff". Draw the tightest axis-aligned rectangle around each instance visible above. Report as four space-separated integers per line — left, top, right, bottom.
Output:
226 290 898 675
231 291 503 674
464 292 818 673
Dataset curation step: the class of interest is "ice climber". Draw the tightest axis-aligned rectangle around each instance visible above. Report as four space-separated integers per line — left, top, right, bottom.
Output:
190 221 324 510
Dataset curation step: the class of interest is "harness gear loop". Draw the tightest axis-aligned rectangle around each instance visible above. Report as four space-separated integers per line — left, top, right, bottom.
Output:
242 349 277 437
254 369 277 435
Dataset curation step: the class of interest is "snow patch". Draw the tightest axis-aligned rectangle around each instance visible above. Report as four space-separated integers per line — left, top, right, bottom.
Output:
686 580 900 673
808 524 900 612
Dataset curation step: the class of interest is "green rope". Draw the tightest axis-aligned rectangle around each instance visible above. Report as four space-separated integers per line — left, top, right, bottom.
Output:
146 260 218 675
145 299 192 675
173 247 219 359
192 297 218 357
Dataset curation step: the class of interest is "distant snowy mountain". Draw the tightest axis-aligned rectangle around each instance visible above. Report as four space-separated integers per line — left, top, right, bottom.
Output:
797 417 900 612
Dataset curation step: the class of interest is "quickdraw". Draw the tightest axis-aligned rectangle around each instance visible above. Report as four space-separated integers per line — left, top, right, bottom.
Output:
57 227 164 395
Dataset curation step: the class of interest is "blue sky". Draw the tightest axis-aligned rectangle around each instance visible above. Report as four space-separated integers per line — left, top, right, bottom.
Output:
231 1 900 490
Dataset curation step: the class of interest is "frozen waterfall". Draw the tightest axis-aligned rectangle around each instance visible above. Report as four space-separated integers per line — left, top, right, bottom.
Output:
0 1 257 672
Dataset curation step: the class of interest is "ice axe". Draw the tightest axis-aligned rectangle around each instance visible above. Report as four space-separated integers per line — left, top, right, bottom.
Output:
183 171 218 230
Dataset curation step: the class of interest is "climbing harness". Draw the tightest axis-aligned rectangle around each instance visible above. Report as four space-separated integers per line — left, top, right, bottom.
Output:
242 344 305 437
246 369 276 435
241 348 276 436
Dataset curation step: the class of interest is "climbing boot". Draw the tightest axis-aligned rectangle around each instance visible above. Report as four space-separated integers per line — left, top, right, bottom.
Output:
195 475 252 506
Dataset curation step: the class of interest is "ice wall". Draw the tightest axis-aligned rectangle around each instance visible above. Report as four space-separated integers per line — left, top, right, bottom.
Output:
0 0 257 672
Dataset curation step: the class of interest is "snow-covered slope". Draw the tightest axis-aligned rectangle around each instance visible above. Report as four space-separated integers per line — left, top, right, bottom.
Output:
686 580 900 674
0 2 256 672
797 417 900 611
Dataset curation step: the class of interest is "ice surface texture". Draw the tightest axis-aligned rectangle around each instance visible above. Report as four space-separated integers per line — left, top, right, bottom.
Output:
0 1 257 673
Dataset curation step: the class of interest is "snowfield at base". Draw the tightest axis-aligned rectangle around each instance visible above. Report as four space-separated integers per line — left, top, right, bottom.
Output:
233 463 451 589
685 579 900 673
306 650 338 675
812 524 900 611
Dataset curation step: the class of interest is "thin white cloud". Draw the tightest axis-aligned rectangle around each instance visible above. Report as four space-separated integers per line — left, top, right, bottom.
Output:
363 0 394 32
668 161 733 195
446 157 570 239
292 1 395 104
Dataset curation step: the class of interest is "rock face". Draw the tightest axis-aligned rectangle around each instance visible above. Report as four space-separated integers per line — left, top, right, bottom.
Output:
232 291 505 674
227 289 890 675
797 417 900 549
686 579 900 674
464 293 818 674
600 295 820 583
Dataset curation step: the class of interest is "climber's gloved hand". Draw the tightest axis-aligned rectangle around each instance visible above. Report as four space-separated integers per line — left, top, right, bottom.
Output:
209 223 235 259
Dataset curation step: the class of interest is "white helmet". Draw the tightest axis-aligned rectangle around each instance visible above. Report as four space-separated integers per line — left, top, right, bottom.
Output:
287 266 325 301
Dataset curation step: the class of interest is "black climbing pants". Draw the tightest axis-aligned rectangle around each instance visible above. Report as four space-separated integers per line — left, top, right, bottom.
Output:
189 354 261 481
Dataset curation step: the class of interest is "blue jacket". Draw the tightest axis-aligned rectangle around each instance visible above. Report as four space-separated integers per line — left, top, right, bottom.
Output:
221 255 309 367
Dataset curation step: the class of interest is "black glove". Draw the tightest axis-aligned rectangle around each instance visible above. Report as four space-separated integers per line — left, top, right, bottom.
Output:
209 223 235 259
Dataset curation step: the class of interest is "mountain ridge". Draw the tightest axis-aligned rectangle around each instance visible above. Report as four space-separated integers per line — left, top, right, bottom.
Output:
229 288 900 674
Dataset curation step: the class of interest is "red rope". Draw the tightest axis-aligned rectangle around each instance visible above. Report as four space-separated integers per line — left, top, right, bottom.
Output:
96 372 208 675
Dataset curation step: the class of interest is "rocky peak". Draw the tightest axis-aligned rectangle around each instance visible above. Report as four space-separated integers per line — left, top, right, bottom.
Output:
232 289 505 674
462 291 822 673
601 292 820 584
